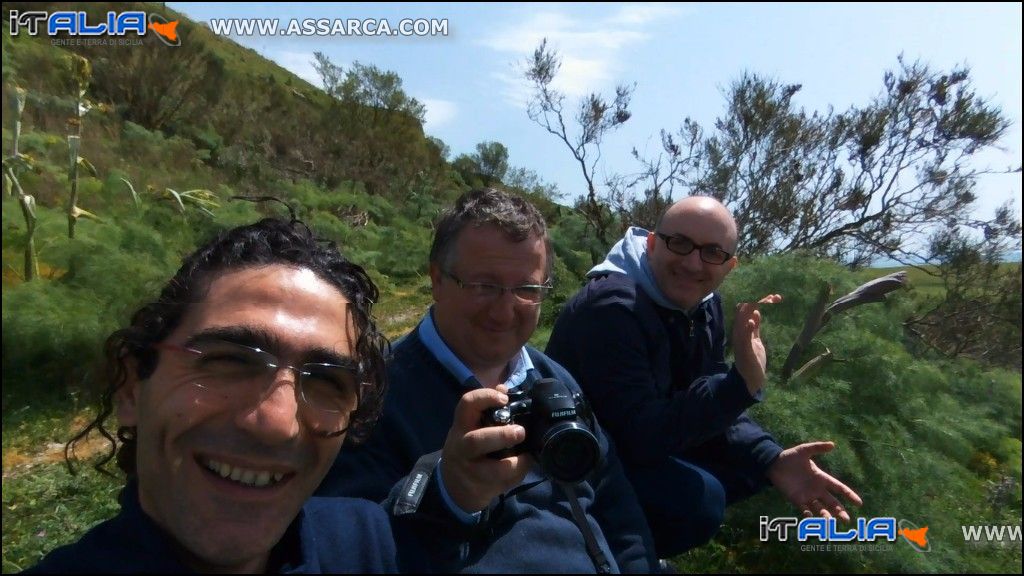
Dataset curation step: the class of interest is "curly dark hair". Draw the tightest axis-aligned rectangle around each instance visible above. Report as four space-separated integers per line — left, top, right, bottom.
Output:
66 217 389 478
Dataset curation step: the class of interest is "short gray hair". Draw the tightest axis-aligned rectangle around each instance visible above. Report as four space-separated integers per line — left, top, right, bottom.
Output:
430 188 553 279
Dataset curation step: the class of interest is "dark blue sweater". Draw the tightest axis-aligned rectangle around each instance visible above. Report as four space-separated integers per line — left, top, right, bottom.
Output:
546 272 782 501
25 482 398 573
318 327 656 573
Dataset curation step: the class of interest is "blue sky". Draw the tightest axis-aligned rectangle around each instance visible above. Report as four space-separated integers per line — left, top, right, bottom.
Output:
168 2 1022 237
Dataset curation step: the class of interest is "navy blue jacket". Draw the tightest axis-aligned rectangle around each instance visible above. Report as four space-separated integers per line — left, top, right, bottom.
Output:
546 272 782 501
26 482 399 573
318 328 655 573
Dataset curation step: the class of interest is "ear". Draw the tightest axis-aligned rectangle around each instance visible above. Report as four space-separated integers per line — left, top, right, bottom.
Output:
428 262 444 301
115 356 141 428
646 232 656 253
725 256 739 274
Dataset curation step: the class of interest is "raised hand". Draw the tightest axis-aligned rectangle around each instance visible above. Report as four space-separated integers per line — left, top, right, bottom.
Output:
733 293 782 395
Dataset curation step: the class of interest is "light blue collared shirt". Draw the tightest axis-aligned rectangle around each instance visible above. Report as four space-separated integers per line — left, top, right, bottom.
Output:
417 307 534 390
416 308 535 522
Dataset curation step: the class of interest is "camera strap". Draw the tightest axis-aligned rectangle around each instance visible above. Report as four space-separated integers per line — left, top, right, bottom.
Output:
557 481 613 574
393 450 443 515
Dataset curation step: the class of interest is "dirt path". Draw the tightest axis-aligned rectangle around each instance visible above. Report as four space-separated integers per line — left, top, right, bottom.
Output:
2 417 110 479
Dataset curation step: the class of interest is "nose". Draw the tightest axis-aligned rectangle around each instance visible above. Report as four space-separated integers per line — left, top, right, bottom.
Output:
679 248 705 271
234 366 302 444
486 289 519 323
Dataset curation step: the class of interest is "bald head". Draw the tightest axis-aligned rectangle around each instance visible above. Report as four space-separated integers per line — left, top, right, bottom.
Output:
657 196 738 254
646 196 739 309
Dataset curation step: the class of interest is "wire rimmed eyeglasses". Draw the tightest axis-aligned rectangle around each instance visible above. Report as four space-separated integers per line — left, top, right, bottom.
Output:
154 339 365 436
442 269 553 304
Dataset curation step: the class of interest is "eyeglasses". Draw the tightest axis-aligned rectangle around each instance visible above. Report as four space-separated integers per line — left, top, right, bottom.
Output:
442 270 553 304
155 340 364 436
655 232 733 265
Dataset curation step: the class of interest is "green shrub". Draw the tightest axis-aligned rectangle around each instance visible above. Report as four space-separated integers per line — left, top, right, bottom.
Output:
671 255 1023 573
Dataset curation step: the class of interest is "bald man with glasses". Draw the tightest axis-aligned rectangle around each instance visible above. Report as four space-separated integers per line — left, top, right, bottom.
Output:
547 196 862 559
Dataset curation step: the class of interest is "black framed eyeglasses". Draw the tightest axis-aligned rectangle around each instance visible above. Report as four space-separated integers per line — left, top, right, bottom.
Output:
655 232 733 265
155 340 365 436
442 270 553 304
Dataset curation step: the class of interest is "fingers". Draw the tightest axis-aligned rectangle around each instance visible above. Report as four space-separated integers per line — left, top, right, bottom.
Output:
832 501 851 523
826 475 863 508
734 303 766 334
801 501 819 518
461 422 527 459
442 388 532 512
451 387 508 432
792 441 836 457
799 496 828 518
799 493 846 521
798 441 863 508
802 491 856 522
450 388 527 458
779 441 863 523
816 494 846 522
734 294 781 334
733 304 761 336
735 294 783 312
811 498 831 519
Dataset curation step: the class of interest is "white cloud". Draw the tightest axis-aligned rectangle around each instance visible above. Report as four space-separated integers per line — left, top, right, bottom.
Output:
483 11 575 55
483 5 685 107
555 55 614 97
422 98 458 130
611 3 691 26
269 50 321 87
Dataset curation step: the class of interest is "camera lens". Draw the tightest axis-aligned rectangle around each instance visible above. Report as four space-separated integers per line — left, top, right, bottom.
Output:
539 423 600 483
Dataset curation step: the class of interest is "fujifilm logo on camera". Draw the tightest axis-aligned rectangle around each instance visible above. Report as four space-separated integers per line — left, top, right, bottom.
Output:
551 409 576 418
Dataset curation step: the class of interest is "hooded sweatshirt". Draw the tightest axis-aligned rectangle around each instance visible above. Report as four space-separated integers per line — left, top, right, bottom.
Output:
547 227 782 501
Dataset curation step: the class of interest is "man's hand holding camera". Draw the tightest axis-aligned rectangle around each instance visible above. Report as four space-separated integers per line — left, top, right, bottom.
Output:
440 386 532 513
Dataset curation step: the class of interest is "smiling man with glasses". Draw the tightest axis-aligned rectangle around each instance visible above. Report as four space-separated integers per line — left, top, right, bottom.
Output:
319 188 655 573
547 196 862 561
28 217 398 574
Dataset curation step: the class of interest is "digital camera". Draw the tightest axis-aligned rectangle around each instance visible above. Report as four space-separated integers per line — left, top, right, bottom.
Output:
481 377 600 483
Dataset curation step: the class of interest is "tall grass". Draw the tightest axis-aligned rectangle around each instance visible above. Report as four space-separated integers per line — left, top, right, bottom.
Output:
667 254 1023 573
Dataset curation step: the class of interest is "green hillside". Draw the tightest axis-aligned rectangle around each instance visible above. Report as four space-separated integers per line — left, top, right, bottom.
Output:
2 3 1020 573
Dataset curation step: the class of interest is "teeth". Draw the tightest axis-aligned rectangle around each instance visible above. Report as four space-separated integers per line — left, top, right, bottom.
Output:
204 458 285 488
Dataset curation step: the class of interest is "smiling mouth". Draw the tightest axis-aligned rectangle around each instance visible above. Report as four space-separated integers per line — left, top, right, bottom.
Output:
201 457 288 488
672 271 706 283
